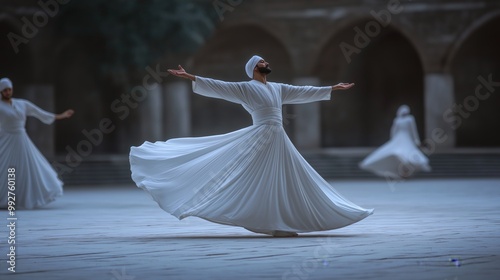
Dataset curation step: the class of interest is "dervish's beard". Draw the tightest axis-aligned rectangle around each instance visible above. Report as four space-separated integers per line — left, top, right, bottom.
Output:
257 66 272 74
1 93 11 101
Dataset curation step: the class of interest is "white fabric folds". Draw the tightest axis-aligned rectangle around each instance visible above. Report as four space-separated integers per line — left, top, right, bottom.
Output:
0 99 61 209
359 105 431 179
130 76 373 234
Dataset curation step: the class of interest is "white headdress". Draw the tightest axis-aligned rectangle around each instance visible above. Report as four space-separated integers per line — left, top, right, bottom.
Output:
397 105 410 117
245 55 263 79
0 78 13 92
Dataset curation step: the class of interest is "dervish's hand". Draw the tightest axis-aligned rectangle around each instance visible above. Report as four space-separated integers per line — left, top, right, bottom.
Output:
56 109 74 120
167 65 195 81
64 109 75 118
332 83 355 91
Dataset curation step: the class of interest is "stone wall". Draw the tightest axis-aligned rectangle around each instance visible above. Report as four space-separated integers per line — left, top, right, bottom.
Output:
0 0 499 156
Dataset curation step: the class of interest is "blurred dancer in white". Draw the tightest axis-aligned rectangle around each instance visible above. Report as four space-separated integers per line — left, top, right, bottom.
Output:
360 105 431 179
130 55 373 237
0 78 74 209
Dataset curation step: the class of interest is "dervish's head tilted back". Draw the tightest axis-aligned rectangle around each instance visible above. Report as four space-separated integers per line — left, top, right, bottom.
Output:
245 55 272 79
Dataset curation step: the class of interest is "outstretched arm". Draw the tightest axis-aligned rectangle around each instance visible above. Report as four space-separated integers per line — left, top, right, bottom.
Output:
24 100 72 124
168 65 247 104
168 65 196 81
282 82 355 104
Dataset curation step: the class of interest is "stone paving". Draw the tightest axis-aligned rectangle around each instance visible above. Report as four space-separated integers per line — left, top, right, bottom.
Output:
1 178 499 280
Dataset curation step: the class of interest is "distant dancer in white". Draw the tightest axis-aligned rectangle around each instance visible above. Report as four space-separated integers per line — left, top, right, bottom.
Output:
0 78 74 209
130 55 373 237
359 105 431 179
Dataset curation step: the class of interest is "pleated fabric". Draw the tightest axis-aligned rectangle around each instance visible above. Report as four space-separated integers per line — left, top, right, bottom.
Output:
130 77 373 234
360 113 431 179
0 99 62 209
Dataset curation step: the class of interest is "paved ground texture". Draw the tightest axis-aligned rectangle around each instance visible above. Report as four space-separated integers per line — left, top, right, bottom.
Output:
1 178 499 280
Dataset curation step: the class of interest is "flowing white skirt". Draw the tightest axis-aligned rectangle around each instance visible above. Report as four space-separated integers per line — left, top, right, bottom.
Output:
130 124 373 234
359 134 431 179
0 131 63 209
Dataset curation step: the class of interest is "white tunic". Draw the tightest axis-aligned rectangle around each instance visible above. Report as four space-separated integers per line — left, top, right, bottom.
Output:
130 77 373 234
0 98 63 209
359 113 431 179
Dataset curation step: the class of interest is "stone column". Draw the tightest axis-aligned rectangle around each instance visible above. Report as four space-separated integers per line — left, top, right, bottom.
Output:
138 84 163 142
22 85 55 158
424 73 455 151
163 81 191 139
292 77 322 150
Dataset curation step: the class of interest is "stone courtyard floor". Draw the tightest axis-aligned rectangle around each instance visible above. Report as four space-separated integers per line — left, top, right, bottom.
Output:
1 178 499 280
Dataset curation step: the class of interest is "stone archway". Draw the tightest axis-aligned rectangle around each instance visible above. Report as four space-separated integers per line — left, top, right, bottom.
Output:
315 21 424 147
450 15 500 147
190 24 292 137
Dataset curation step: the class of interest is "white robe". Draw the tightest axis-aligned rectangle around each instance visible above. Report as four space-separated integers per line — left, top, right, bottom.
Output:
130 77 373 235
359 113 431 179
0 98 63 209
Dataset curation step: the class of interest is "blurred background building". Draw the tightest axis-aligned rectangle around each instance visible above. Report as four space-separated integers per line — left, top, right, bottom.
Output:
1 0 499 183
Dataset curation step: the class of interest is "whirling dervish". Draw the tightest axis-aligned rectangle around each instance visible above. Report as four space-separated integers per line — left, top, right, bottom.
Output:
359 104 431 179
0 78 74 209
129 55 373 237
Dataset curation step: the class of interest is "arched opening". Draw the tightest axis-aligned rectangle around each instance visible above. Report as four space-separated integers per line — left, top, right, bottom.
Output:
315 22 424 147
191 25 292 136
450 15 500 147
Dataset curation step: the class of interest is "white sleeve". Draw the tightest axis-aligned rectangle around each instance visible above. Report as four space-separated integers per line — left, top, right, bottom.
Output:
280 84 332 104
409 116 421 146
390 120 397 139
23 100 55 125
192 76 247 105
